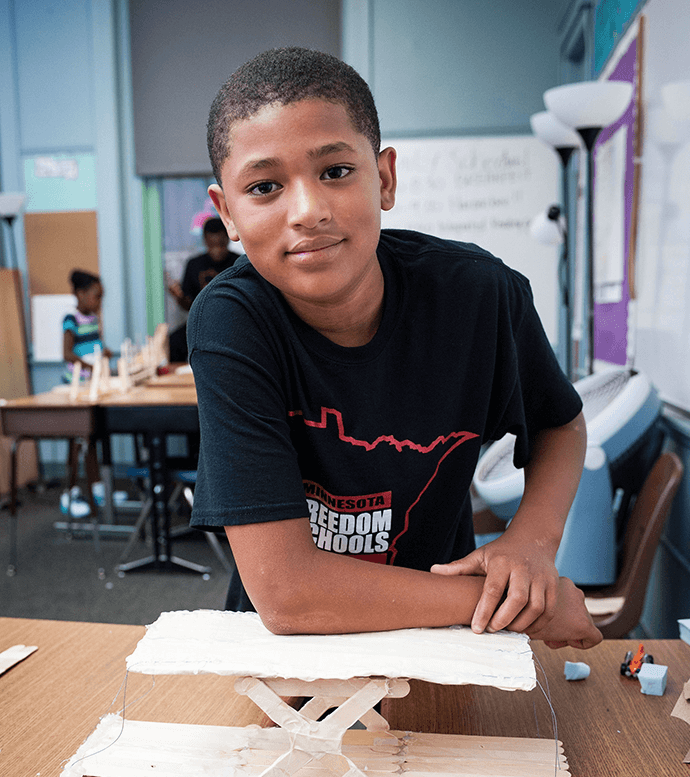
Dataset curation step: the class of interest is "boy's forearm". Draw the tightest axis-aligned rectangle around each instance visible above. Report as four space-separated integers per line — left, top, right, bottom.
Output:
270 559 486 635
227 518 601 648
226 521 485 635
508 411 587 554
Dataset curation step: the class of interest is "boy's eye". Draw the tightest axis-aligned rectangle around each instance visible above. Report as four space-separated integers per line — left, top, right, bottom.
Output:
249 181 280 196
322 165 353 180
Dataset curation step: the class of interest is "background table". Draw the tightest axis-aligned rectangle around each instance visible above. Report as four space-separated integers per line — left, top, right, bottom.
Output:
0 393 98 574
2 618 690 777
1 384 200 575
97 385 202 573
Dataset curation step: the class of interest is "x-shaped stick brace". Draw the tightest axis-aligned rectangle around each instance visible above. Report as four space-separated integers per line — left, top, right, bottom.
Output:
234 676 410 777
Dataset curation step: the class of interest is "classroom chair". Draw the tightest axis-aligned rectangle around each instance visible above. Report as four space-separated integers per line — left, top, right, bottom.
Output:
583 450 683 638
115 466 232 575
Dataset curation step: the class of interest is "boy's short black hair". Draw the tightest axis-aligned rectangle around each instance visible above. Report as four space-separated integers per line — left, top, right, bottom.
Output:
207 47 381 185
69 269 100 292
202 216 227 236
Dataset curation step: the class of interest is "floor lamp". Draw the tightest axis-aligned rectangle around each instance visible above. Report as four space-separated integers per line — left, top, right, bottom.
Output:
530 111 581 379
543 81 633 375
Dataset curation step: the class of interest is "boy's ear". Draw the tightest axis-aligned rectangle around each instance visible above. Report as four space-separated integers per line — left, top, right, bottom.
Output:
208 184 240 242
378 146 397 212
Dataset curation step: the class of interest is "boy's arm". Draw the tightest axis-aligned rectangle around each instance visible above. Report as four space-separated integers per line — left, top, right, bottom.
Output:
431 410 587 635
225 510 601 648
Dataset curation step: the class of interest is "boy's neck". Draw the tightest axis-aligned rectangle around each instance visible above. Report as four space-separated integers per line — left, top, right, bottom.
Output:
286 266 385 348
308 305 383 347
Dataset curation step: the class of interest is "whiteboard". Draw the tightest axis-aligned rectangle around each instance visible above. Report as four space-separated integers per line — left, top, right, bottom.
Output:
381 135 560 341
31 294 76 362
624 2 690 412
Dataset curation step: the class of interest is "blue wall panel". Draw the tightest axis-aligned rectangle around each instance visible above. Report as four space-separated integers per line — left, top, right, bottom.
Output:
15 0 94 152
371 0 562 137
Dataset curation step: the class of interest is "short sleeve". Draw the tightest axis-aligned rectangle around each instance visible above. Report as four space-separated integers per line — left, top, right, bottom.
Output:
187 282 309 532
63 314 78 333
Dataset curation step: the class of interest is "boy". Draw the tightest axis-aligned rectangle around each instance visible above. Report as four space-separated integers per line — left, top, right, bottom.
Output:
188 47 600 649
167 217 240 362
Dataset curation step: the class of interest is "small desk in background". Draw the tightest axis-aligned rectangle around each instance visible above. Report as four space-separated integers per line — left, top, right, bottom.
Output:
1 618 689 777
97 384 203 573
0 379 201 575
0 391 98 573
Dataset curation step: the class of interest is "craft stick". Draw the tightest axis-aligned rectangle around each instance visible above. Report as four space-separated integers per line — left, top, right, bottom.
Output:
101 356 111 392
264 677 410 699
256 745 317 777
88 348 103 402
0 644 38 675
117 356 131 393
69 358 81 401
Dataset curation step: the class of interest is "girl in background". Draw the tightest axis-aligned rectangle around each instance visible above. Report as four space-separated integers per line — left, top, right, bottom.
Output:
62 269 112 383
61 269 112 517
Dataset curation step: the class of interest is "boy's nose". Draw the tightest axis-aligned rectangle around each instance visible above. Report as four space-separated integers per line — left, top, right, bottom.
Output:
287 181 331 229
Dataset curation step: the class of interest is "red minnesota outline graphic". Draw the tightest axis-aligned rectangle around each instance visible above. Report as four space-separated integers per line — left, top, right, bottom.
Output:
289 407 478 562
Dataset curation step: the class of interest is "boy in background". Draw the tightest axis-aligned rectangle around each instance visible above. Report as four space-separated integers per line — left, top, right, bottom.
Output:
167 217 240 362
188 47 600 650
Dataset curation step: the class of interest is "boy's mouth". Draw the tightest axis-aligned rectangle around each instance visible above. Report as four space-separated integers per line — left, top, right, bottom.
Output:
286 238 344 257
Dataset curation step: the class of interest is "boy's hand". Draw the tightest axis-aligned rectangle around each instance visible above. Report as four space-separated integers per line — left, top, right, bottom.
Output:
525 577 602 649
430 530 560 635
168 279 184 300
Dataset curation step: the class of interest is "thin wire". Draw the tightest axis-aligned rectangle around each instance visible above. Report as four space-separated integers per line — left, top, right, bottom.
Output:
534 654 561 776
60 669 156 772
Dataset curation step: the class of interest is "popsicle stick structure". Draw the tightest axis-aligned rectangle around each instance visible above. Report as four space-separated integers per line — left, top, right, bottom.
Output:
66 323 170 402
117 323 169 393
61 610 570 777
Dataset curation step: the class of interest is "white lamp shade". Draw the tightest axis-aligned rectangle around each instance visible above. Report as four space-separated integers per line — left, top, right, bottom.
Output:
544 80 633 130
530 111 581 149
647 106 684 149
661 80 690 123
530 210 564 245
0 193 26 218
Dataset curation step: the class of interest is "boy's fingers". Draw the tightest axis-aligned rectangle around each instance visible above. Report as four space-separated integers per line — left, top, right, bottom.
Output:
490 589 542 634
471 574 512 633
497 577 558 634
430 553 483 576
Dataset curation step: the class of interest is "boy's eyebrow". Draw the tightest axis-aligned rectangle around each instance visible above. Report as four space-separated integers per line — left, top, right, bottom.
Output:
238 142 358 178
307 141 357 159
238 156 282 176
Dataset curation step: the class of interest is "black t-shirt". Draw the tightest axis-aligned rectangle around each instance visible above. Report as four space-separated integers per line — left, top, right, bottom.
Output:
181 250 240 301
188 230 582 612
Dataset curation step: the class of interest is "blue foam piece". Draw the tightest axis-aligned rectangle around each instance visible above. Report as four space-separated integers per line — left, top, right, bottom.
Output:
638 663 668 696
564 661 590 680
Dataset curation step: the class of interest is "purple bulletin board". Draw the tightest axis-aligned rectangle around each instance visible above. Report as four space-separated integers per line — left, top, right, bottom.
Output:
592 30 640 366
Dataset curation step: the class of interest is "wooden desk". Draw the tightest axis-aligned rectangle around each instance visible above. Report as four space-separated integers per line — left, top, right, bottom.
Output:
0 391 95 439
1 386 200 575
1 393 98 574
2 619 689 777
383 638 690 776
0 617 267 777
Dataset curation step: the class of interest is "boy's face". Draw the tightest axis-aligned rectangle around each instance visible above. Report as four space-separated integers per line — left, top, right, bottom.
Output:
204 230 229 262
208 98 396 320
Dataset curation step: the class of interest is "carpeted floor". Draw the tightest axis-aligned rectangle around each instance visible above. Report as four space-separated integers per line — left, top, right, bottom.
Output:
0 480 233 625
